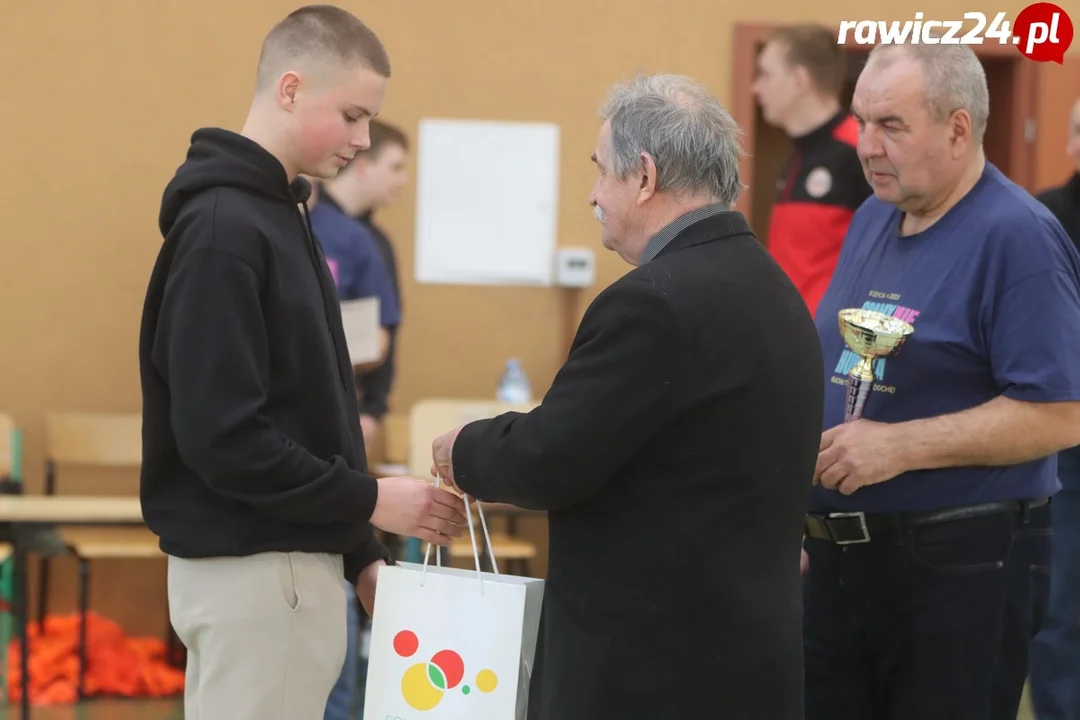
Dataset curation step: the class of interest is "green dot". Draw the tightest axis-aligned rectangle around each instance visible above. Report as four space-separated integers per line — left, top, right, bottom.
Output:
462 686 471 695
428 664 446 690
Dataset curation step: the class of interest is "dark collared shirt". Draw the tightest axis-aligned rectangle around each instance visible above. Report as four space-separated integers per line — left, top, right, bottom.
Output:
640 203 730 264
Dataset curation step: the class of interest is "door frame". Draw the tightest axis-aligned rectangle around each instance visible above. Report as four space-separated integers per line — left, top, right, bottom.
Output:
730 23 1039 222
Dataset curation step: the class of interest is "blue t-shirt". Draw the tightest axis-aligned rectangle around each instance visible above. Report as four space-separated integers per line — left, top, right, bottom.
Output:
812 163 1080 513
309 201 400 328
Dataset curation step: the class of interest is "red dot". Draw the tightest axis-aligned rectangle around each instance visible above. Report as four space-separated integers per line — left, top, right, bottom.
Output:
1013 3 1073 64
393 630 419 657
431 649 465 689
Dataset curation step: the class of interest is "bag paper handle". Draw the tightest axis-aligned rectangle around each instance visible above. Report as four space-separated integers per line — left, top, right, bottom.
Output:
421 475 500 593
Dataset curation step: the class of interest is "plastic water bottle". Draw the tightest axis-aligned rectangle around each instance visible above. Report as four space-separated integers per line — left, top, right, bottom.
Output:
496 358 532 404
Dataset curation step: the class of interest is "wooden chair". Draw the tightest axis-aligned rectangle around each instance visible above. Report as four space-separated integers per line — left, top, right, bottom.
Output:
447 524 537 576
408 399 540 575
0 411 17 554
371 412 410 479
383 412 410 465
40 412 164 697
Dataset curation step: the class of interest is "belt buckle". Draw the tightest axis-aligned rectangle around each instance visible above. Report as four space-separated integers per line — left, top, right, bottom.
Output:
828 511 871 545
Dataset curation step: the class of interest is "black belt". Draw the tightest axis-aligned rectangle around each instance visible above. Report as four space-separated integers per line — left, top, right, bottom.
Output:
805 497 1049 546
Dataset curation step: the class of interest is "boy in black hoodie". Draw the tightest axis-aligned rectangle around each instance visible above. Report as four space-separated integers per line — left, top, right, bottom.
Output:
138 6 466 718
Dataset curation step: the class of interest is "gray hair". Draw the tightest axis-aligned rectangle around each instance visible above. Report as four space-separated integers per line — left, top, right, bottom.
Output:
600 73 744 205
867 43 989 142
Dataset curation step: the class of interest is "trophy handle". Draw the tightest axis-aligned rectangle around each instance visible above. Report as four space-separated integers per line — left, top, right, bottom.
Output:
844 357 876 422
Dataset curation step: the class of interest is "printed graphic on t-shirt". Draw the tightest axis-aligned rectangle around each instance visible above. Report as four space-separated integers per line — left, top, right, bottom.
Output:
829 290 922 396
326 257 340 288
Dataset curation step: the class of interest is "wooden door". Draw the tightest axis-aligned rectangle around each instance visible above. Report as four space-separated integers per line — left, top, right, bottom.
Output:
1033 57 1080 192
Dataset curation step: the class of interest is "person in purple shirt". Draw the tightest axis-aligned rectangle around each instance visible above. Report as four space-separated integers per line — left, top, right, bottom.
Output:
805 43 1080 720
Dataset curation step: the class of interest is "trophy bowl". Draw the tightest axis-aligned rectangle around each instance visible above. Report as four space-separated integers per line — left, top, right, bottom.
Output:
837 308 915 421
837 308 915 358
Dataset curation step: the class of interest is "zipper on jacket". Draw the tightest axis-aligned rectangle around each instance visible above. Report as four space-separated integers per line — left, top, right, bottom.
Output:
782 149 803 203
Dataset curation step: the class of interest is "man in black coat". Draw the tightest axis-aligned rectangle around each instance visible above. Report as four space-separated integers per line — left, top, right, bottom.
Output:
1035 97 1080 245
430 73 825 720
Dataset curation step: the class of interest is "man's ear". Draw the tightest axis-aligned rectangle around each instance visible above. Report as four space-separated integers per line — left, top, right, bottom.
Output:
637 152 658 205
792 65 813 95
948 109 974 159
277 71 302 111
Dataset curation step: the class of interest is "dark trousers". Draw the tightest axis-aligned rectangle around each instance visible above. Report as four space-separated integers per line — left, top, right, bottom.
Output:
804 505 1039 720
1031 465 1080 719
992 500 1052 720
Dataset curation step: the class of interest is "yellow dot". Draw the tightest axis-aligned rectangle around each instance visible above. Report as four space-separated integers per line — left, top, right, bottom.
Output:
476 669 498 693
402 662 444 710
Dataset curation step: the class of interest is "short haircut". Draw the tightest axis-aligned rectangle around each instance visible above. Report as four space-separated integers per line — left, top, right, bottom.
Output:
255 5 391 92
361 119 410 160
766 25 846 97
600 73 744 206
866 43 989 142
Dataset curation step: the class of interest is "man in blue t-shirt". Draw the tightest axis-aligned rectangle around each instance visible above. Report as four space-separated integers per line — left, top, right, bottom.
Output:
308 176 400 370
806 44 1080 720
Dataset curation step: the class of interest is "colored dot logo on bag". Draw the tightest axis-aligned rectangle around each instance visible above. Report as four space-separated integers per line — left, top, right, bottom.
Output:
394 629 499 711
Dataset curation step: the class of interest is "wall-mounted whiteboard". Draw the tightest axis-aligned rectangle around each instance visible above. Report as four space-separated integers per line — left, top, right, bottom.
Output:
414 118 560 286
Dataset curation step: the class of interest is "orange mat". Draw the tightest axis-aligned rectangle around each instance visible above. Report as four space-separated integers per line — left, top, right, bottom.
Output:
6 613 184 705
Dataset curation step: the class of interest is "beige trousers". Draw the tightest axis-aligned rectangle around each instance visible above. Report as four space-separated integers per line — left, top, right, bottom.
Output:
167 551 348 720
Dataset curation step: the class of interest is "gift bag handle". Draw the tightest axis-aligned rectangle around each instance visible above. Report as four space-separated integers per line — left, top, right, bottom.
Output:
421 475 500 593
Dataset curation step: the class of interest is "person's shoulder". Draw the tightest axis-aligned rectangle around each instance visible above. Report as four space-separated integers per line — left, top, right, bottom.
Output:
846 193 894 233
972 166 1078 273
349 214 380 247
168 187 275 271
313 204 377 246
1034 181 1071 220
607 265 671 296
815 114 867 180
1035 181 1068 205
978 166 1065 236
830 114 860 149
585 267 677 327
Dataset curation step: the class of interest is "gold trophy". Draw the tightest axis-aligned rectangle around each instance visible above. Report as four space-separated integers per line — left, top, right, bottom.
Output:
837 308 914 422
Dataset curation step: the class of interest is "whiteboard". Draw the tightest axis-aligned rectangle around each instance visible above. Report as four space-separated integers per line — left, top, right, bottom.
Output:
414 118 560 286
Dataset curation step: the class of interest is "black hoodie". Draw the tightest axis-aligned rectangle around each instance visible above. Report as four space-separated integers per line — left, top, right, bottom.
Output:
139 127 390 584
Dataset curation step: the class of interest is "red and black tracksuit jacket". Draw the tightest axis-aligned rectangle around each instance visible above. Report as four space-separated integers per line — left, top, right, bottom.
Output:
766 111 871 318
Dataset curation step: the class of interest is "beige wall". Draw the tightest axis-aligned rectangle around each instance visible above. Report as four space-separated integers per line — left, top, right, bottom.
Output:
0 0 1076 633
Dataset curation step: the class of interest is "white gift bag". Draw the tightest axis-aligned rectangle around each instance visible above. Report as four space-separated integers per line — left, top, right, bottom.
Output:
362 486 545 720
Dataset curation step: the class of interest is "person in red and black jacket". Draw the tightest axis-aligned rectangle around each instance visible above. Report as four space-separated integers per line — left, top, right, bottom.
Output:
753 25 872 317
